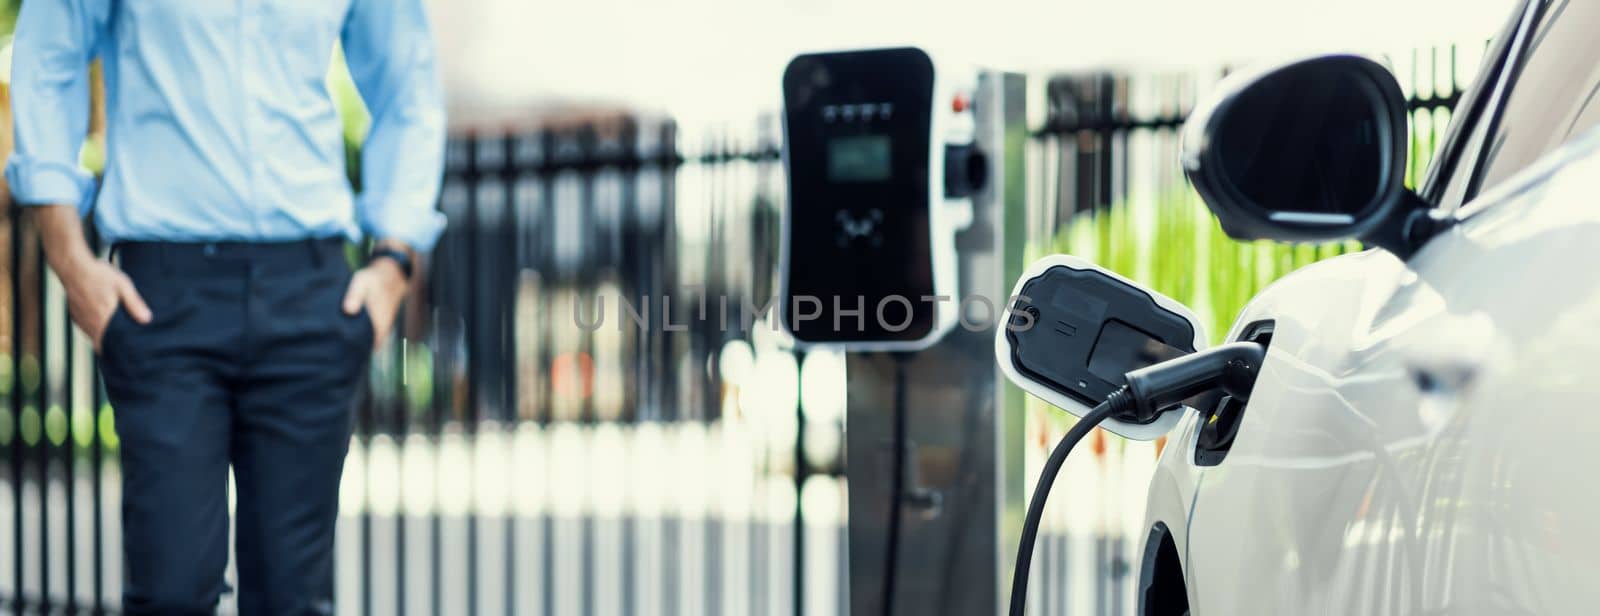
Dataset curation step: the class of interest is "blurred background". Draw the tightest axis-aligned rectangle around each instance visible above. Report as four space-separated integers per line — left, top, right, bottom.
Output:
0 0 1514 614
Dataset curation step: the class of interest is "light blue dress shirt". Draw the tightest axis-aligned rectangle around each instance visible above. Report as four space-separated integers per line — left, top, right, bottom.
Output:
6 0 447 252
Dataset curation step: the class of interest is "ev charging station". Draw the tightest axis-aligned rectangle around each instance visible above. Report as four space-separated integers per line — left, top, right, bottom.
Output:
780 47 1030 615
779 47 983 349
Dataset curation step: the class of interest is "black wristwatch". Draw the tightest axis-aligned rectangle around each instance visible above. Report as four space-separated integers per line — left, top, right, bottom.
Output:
370 246 415 279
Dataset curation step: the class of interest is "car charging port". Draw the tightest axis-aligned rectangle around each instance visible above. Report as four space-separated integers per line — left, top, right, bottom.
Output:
1195 320 1273 466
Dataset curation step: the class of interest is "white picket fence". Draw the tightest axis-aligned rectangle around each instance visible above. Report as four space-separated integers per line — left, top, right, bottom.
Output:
1 416 1165 616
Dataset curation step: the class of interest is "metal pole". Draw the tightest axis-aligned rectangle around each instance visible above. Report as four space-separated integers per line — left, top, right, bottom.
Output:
792 348 806 616
841 71 1030 616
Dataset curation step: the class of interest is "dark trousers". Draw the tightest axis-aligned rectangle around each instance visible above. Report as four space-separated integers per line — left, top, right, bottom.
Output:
98 238 372 615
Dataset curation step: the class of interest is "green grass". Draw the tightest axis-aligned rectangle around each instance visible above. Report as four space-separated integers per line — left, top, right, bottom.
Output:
1034 191 1362 345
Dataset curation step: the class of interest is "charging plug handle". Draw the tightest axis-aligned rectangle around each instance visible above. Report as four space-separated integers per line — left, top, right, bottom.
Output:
1008 341 1267 616
1120 341 1266 424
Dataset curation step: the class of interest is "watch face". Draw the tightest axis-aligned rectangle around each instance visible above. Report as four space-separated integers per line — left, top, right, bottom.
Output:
781 48 937 343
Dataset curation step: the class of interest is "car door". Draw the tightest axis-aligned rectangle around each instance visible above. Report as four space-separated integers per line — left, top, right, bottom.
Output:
1174 1 1600 613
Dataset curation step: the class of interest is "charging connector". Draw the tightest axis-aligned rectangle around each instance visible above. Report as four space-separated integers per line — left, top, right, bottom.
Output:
1008 341 1267 616
1115 341 1266 424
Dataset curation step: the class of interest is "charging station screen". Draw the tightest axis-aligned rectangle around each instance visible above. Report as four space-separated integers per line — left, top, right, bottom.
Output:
828 136 892 182
782 48 937 343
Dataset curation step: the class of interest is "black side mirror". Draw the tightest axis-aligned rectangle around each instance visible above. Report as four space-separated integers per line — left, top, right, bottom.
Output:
1182 54 1445 257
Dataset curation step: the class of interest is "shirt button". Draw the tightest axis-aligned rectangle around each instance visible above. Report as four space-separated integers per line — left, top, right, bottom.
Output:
204 243 218 256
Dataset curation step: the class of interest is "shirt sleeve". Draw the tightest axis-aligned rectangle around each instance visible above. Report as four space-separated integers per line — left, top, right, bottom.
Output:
342 0 448 253
4 0 112 215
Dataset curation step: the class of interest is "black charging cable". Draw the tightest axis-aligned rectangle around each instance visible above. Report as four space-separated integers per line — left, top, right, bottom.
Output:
1007 342 1266 616
1008 392 1125 616
881 352 913 616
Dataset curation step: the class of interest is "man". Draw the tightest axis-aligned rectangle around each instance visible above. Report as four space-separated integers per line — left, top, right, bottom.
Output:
6 0 445 613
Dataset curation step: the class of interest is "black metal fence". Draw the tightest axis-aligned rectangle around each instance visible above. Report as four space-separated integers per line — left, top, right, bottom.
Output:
2 43 1480 616
0 112 844 615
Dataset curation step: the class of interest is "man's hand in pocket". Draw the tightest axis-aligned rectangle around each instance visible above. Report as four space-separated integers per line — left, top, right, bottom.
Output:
62 258 153 351
341 251 411 350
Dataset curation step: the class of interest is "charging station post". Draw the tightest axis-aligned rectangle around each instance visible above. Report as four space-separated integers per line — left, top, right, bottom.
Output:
847 70 1028 616
780 65 1028 615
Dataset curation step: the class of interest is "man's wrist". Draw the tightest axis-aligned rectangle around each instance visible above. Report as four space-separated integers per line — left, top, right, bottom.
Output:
370 239 417 279
32 205 99 277
366 255 408 283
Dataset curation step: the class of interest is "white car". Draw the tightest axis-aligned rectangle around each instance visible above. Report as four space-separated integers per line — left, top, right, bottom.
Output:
1140 0 1600 614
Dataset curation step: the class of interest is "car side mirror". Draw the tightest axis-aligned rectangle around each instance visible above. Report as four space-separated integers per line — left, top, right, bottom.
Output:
995 255 1208 440
1181 54 1446 258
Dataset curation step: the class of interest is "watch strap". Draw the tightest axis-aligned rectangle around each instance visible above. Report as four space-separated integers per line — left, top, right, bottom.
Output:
371 246 415 279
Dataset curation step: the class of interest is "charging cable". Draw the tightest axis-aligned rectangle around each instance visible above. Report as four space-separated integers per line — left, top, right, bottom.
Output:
1007 342 1266 616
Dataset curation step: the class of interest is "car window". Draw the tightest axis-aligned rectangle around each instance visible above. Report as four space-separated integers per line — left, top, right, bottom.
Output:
1422 0 1531 210
1471 0 1600 195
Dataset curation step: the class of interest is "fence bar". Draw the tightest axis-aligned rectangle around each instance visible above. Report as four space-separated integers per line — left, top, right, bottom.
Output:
500 132 519 616
359 389 374 616
11 208 24 615
536 128 557 616
429 338 443 616
91 306 104 614
62 275 76 614
464 129 482 616
395 297 411 616
34 224 49 615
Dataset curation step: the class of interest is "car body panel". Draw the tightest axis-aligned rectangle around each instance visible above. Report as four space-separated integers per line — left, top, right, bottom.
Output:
1147 128 1600 614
